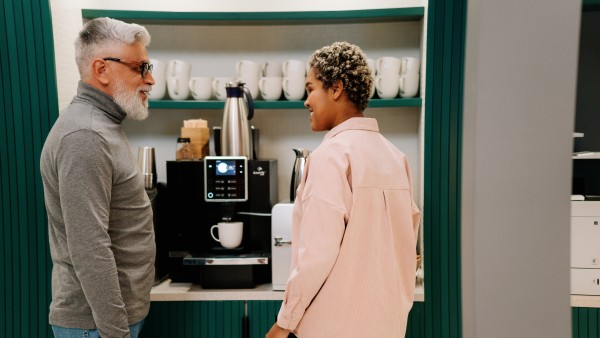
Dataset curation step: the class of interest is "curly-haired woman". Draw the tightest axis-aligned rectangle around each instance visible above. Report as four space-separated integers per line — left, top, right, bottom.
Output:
267 42 421 338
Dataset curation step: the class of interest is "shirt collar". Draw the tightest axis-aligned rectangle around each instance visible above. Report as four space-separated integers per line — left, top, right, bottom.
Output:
75 81 127 123
323 117 379 141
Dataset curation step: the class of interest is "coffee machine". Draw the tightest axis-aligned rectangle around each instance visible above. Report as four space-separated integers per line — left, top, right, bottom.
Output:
159 82 278 289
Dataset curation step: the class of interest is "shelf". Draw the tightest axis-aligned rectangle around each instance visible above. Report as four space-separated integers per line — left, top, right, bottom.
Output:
149 98 422 110
81 8 425 25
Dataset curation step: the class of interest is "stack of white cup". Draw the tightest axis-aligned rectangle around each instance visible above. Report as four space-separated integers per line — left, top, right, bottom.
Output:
258 61 283 101
374 56 421 99
282 59 306 101
399 57 420 98
166 60 192 100
148 59 167 100
375 56 402 99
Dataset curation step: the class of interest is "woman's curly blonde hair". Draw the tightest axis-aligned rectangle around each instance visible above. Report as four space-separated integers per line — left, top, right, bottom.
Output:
308 41 373 112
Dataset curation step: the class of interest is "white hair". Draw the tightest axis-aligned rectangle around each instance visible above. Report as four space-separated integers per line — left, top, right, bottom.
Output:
75 17 151 78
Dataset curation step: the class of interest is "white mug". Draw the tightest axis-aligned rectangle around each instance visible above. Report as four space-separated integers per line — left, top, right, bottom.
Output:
167 59 192 78
376 56 401 76
166 60 192 100
236 60 261 79
400 57 420 76
212 77 235 101
237 76 260 100
282 60 306 77
210 221 243 249
282 76 306 100
189 77 213 100
367 58 376 76
167 78 190 100
259 76 283 101
399 72 420 98
261 61 283 77
375 74 400 99
148 59 167 100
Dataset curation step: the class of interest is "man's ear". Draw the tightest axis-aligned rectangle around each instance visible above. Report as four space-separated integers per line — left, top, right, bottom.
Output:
92 59 110 85
331 80 344 100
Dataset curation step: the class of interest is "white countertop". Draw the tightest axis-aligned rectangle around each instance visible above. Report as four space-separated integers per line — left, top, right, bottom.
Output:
571 295 600 308
151 279 425 302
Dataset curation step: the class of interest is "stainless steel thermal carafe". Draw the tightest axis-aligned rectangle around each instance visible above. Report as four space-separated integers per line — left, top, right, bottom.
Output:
290 148 310 201
220 81 254 158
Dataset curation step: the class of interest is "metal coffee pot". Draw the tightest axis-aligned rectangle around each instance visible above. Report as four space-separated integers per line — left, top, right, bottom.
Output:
221 81 254 158
290 148 311 201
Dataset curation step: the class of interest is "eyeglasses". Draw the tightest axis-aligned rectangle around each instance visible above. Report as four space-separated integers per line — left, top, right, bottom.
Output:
103 57 153 78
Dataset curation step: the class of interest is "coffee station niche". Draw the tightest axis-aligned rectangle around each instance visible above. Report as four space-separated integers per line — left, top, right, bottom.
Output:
99 9 427 290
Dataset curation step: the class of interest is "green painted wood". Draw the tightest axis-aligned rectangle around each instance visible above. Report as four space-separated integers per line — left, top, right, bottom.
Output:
572 307 600 338
0 0 58 337
139 301 245 338
422 0 466 337
583 0 600 11
148 98 422 110
81 8 424 24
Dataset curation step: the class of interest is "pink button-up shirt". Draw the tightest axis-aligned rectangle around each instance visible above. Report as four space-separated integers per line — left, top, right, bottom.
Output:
277 117 420 338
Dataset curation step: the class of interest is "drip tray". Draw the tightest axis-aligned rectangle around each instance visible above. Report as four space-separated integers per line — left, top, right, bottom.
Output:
182 253 270 289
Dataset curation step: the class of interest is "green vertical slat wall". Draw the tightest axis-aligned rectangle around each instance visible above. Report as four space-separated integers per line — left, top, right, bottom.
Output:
0 0 58 337
573 307 600 338
421 0 466 337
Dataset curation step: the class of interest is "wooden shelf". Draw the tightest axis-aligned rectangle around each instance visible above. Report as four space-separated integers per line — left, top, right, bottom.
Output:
149 98 422 110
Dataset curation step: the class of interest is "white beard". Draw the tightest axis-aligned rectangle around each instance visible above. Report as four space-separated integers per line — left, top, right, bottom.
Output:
113 79 151 121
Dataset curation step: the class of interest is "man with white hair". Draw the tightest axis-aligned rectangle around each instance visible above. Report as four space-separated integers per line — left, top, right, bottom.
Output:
40 17 156 338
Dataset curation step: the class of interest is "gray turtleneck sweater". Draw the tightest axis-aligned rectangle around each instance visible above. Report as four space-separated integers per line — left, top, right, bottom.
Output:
40 81 155 338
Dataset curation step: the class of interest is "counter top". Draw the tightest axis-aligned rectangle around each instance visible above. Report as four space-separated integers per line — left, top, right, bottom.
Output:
571 295 600 308
151 279 425 302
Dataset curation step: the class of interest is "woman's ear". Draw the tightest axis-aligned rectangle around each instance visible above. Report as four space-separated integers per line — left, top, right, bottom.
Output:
331 80 344 100
92 59 110 85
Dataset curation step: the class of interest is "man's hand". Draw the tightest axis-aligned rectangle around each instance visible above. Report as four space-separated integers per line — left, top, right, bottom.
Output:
265 323 291 338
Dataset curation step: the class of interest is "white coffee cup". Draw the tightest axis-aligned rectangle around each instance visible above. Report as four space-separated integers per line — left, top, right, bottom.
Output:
399 72 420 98
212 77 235 101
400 57 420 76
167 78 191 100
282 60 306 77
148 59 167 100
376 56 401 76
189 77 213 100
210 221 243 249
236 60 261 79
166 60 192 100
367 58 376 76
259 76 283 101
237 76 260 100
261 61 283 77
375 74 400 99
282 76 306 100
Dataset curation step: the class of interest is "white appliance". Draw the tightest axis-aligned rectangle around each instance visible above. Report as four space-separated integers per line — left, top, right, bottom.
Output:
571 201 600 295
271 202 294 291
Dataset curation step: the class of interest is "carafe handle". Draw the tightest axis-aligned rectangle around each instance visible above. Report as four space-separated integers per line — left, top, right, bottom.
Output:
242 85 254 120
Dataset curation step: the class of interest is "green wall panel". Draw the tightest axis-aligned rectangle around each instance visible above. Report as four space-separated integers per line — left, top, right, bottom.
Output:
0 0 58 337
422 0 466 337
573 307 600 338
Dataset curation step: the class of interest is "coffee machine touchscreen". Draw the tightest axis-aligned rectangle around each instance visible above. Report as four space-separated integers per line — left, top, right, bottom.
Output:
204 156 248 202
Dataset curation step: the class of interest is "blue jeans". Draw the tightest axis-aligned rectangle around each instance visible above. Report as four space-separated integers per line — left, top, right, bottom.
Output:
51 319 144 338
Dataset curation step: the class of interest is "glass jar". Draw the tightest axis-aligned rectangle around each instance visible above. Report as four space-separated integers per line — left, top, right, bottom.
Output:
176 137 194 161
